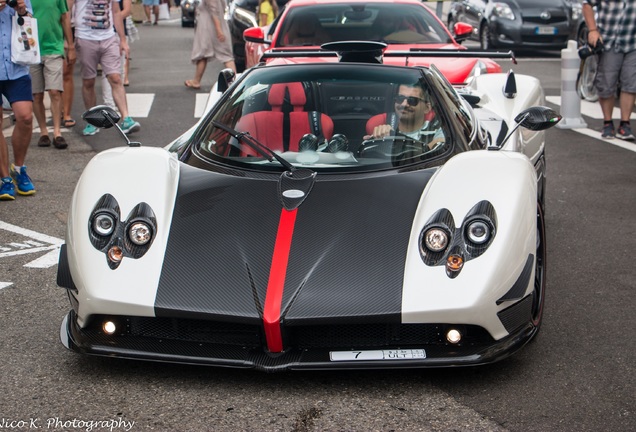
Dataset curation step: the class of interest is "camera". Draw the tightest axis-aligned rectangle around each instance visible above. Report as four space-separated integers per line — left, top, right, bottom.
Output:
7 0 18 8
578 40 604 59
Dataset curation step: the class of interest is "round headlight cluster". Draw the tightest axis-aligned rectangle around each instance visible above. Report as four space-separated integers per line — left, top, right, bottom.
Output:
465 220 491 245
424 228 449 252
93 213 115 236
128 222 153 245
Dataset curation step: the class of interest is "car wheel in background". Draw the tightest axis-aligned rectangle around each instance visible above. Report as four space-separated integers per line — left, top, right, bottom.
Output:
479 24 492 50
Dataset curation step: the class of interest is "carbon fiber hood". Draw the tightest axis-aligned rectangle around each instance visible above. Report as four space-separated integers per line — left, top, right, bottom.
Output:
155 163 434 325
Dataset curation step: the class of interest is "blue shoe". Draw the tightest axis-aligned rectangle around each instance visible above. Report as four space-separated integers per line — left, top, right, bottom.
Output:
121 116 140 134
10 164 35 196
83 124 99 136
0 177 15 200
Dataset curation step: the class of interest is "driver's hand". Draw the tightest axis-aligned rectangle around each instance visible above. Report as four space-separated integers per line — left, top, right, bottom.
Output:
363 124 393 140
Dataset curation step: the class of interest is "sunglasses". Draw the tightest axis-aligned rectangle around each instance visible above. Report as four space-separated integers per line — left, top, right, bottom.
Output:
394 95 428 106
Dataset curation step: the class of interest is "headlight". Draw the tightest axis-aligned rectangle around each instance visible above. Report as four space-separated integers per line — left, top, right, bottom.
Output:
93 213 115 236
571 4 582 21
492 3 515 20
465 220 491 245
424 228 449 252
128 222 153 245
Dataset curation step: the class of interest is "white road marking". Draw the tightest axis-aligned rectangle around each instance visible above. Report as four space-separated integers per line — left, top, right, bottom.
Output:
546 96 636 153
0 282 13 290
0 220 64 269
126 93 155 118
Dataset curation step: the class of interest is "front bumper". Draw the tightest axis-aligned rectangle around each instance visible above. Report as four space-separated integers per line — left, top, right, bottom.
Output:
60 308 539 372
490 18 570 49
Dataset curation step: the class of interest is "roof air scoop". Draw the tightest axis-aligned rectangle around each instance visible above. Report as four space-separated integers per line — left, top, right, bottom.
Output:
321 41 387 64
503 69 517 99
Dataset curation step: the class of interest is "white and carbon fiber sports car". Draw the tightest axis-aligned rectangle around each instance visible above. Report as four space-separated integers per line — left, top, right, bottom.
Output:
58 42 561 371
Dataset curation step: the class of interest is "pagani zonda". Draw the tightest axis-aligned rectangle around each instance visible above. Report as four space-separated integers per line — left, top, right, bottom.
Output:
58 42 561 371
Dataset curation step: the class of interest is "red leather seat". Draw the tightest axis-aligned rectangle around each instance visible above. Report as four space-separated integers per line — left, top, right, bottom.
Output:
236 82 334 155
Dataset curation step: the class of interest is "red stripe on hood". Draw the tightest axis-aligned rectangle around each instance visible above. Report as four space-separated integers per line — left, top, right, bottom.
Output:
263 208 297 353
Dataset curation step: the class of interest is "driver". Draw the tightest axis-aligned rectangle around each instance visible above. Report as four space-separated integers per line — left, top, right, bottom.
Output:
364 83 445 149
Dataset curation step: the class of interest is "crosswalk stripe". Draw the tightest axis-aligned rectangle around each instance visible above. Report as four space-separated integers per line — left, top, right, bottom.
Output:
546 96 636 120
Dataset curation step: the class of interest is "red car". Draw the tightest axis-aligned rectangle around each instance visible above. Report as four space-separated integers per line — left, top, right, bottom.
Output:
243 0 503 85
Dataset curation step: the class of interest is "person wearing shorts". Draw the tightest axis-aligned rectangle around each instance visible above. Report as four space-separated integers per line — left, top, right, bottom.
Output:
142 0 159 25
72 0 140 135
0 0 37 200
583 0 636 141
30 0 75 149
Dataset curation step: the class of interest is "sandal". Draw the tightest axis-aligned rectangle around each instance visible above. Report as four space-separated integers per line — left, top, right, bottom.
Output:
184 80 201 90
62 118 76 127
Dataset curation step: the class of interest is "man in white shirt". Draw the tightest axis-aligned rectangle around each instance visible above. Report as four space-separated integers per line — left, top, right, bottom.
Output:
71 0 140 136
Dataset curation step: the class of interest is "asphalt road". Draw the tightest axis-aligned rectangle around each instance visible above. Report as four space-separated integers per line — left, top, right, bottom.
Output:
0 9 634 432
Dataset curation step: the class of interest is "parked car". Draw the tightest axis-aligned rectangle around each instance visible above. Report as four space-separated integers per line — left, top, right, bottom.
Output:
58 41 561 371
227 0 289 72
181 0 199 27
447 0 584 50
242 0 502 85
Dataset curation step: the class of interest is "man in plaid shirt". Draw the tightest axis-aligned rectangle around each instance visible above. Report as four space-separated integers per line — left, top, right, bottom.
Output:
583 0 635 140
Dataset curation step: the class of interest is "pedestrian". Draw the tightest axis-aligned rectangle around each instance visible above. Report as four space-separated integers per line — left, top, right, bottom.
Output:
30 0 75 150
71 0 140 136
102 0 133 111
142 0 158 25
0 0 36 200
61 0 75 129
583 0 635 140
257 0 278 26
184 0 235 90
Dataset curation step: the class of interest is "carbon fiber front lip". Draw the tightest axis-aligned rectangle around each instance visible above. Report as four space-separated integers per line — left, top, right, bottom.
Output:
61 311 538 371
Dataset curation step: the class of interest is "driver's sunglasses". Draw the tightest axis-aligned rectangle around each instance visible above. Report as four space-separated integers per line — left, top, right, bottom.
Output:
394 95 428 106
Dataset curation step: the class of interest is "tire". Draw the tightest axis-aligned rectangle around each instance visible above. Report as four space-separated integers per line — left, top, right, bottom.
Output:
531 203 546 333
577 54 599 102
479 24 492 50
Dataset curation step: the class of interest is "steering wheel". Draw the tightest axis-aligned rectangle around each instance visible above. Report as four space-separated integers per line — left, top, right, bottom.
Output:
356 136 425 159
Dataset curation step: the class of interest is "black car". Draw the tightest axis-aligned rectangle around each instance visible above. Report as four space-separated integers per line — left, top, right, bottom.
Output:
448 0 583 50
181 0 199 27
227 0 288 71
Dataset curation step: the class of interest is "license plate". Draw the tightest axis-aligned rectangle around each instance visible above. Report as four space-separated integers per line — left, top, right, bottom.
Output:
535 26 557 35
330 349 426 361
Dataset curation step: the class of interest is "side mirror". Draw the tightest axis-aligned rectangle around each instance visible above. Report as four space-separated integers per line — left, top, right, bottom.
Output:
243 27 267 44
453 22 473 43
217 68 236 93
494 106 562 150
514 106 563 131
82 105 141 147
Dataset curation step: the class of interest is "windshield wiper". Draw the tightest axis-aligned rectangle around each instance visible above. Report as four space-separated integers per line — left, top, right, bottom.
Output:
212 121 296 172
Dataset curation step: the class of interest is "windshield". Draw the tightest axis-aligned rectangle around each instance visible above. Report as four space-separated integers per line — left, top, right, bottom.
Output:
190 64 454 173
276 3 451 47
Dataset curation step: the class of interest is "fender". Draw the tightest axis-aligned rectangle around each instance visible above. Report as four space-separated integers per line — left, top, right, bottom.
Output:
469 73 546 163
66 147 180 327
402 150 538 340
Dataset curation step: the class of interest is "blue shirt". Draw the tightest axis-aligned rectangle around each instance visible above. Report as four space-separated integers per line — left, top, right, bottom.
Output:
0 0 34 81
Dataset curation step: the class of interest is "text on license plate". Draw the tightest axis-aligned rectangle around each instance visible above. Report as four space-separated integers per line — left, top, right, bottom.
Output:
535 26 557 35
330 349 426 361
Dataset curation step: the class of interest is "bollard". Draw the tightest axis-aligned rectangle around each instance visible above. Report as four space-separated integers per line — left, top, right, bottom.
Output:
556 39 587 129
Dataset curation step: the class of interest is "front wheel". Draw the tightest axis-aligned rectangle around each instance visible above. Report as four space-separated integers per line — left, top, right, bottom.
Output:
479 24 492 50
577 55 599 102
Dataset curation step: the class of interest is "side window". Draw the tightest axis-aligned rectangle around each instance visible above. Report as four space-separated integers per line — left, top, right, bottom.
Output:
426 65 474 142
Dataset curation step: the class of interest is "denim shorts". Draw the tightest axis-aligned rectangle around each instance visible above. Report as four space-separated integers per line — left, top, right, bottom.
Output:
0 74 33 104
142 0 160 5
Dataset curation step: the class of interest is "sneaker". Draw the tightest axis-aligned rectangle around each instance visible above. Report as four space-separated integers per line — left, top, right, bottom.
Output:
616 124 634 141
601 123 615 139
10 164 35 196
0 177 15 200
121 116 140 134
83 124 100 136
